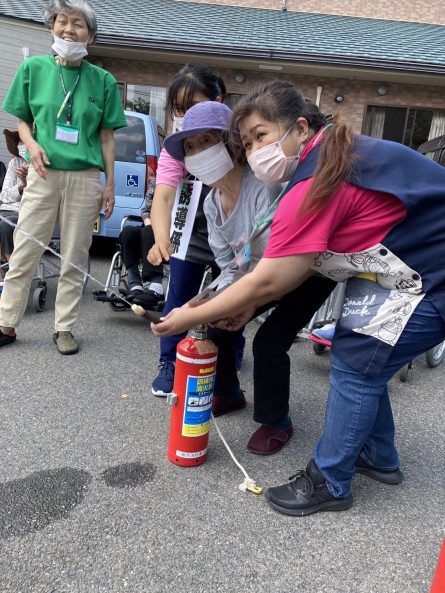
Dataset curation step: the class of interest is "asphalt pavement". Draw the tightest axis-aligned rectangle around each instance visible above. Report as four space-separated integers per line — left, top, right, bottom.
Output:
0 238 444 593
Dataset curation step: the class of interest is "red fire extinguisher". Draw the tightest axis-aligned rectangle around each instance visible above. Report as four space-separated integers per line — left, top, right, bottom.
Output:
167 325 218 467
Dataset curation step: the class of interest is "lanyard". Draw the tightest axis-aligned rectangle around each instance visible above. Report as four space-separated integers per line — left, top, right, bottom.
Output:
255 188 286 229
57 61 81 125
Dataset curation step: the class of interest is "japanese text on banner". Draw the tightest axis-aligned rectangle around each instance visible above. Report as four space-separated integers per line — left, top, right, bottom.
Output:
169 180 202 260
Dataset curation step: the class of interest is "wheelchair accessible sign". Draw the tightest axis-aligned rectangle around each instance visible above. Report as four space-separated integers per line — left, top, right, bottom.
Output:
126 174 139 187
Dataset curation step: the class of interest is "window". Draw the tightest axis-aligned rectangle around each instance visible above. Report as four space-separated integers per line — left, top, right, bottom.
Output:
404 109 435 148
363 106 445 150
114 115 146 163
125 84 167 128
117 82 125 104
418 135 445 166
225 93 244 109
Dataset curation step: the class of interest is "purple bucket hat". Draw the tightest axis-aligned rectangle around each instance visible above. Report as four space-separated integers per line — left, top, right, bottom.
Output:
164 101 233 161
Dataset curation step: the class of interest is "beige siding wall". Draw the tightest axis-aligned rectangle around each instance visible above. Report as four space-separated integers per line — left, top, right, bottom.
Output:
178 0 445 25
0 19 51 163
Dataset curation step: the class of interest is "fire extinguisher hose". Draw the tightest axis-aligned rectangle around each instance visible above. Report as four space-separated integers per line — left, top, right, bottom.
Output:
211 413 263 495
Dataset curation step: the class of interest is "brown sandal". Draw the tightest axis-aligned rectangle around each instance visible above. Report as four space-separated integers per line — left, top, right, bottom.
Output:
247 424 293 455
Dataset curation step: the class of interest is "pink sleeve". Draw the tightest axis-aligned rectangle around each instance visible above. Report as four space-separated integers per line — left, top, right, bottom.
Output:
156 148 187 188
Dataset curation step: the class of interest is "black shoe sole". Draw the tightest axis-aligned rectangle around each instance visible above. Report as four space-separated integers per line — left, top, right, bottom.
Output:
0 333 16 347
355 465 404 485
266 492 353 516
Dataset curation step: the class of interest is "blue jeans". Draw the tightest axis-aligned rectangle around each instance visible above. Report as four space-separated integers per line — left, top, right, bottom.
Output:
160 257 208 362
313 298 445 498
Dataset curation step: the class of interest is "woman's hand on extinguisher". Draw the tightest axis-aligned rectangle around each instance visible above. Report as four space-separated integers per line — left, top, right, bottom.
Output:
210 305 256 331
151 307 195 336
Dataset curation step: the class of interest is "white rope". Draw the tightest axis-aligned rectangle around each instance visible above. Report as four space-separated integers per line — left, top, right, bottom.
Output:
211 412 261 493
1 213 262 491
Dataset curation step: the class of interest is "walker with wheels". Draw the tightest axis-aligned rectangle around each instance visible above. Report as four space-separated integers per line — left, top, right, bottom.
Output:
398 340 445 382
32 237 90 312
301 280 445 381
298 280 345 354
1 230 89 313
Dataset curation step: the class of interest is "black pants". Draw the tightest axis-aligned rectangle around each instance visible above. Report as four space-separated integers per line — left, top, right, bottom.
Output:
0 210 18 257
208 326 243 400
120 224 163 282
252 275 336 426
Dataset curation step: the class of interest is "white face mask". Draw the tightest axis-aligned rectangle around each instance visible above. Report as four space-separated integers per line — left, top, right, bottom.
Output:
172 116 184 133
184 142 234 186
247 127 304 184
18 145 27 159
52 35 88 62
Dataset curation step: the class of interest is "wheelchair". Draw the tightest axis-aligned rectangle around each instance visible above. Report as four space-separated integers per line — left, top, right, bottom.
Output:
302 281 345 354
93 215 168 313
298 281 445 381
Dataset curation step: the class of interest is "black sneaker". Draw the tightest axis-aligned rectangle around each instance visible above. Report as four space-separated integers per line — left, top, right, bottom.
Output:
133 289 164 309
127 285 144 296
355 456 404 485
266 459 353 516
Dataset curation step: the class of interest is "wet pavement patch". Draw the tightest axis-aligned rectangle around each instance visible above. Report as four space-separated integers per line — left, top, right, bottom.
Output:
100 461 156 488
0 467 92 539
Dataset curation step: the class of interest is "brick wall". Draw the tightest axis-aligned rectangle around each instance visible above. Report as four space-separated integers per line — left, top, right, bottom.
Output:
178 0 445 25
107 57 445 134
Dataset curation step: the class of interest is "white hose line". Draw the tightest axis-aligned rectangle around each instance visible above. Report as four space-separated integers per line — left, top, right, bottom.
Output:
0 214 133 307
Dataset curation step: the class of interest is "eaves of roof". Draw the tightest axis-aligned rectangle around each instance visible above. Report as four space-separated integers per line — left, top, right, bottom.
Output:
1 0 445 75
96 34 445 76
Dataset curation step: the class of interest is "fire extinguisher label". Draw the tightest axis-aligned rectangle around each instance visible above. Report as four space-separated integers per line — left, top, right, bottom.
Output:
182 373 216 437
175 448 208 459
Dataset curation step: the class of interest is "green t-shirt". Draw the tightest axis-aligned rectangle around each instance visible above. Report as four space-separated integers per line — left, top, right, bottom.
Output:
2 55 127 171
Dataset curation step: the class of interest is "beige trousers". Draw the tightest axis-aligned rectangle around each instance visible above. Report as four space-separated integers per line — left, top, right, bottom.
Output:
0 166 102 332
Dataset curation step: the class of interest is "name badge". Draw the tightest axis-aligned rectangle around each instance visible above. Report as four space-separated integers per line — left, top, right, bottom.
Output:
55 124 79 145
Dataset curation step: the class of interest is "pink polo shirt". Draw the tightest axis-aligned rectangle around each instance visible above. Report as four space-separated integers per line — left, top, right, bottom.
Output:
264 135 406 258
155 148 187 188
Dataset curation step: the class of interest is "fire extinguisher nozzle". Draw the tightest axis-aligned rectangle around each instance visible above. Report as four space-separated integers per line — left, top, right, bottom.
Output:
131 304 163 324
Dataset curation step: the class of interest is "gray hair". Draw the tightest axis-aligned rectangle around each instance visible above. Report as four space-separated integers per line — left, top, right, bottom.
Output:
43 0 97 35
